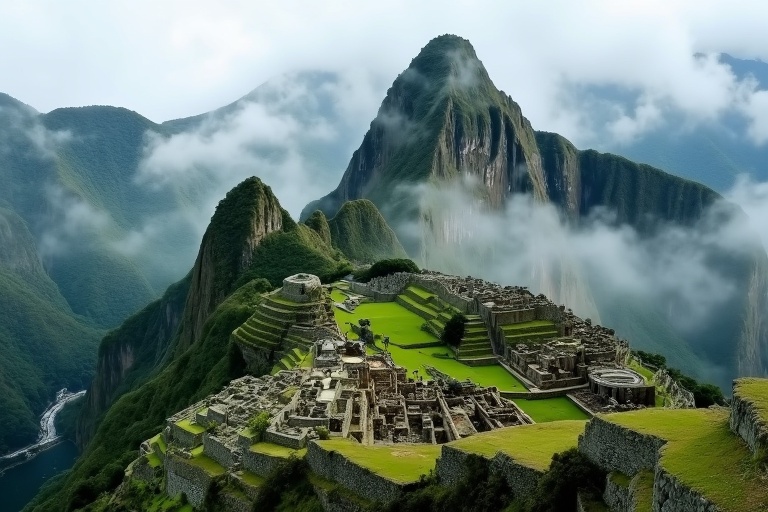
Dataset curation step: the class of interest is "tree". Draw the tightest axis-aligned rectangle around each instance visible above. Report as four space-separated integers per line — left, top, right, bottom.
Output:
353 258 419 282
442 313 467 348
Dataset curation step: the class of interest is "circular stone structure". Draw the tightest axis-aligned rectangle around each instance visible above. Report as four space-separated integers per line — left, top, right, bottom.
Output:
280 273 322 303
587 367 655 406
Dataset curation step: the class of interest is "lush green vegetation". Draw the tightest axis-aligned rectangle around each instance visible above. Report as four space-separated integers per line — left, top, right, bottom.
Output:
606 408 768 511
246 224 352 286
318 438 441 483
327 199 407 263
353 258 419 282
247 411 271 442
303 210 332 246
252 457 323 512
25 278 269 512
0 206 103 451
54 396 85 443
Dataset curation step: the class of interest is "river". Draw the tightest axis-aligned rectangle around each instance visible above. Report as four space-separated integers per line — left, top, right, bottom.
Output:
0 389 85 511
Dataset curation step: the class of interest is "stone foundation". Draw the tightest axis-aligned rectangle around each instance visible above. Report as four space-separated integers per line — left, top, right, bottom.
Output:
165 456 218 509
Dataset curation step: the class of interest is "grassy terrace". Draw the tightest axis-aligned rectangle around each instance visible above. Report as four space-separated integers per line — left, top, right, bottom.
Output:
633 470 654 511
333 299 439 346
318 438 441 483
249 442 307 459
370 344 526 392
605 408 768 511
447 420 586 471
517 397 589 422
240 471 265 487
176 418 206 434
734 378 768 423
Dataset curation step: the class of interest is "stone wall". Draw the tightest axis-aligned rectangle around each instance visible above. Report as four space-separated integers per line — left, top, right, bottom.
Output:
412 275 475 313
653 466 718 512
169 423 204 449
203 433 235 469
603 473 632 512
263 428 307 449
579 417 665 476
306 441 407 504
214 489 253 512
281 274 322 303
489 452 542 498
165 455 216 509
242 449 286 478
730 384 768 456
436 446 544 499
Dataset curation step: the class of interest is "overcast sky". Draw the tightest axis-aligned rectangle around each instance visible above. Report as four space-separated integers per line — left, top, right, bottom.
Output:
2 0 767 147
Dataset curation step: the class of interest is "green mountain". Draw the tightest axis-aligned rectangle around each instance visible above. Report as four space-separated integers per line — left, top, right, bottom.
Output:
26 177 352 511
303 35 768 389
0 206 103 452
326 199 407 263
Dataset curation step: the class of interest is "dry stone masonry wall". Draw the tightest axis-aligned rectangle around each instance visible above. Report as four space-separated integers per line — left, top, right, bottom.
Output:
579 417 665 476
729 379 768 456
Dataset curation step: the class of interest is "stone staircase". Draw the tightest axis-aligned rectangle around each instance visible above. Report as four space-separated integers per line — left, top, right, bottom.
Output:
456 315 497 366
500 320 558 346
395 285 455 336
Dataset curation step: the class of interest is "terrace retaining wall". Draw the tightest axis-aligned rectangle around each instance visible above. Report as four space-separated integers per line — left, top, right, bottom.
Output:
729 386 768 456
603 473 632 512
203 433 236 469
242 448 286 478
652 466 718 512
165 456 216 509
579 417 665 476
436 446 542 499
306 441 408 504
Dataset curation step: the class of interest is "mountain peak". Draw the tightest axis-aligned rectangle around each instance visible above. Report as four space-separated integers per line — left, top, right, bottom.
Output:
402 34 490 95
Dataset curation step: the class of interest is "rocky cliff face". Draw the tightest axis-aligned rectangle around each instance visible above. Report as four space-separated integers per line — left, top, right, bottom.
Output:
76 275 189 447
173 177 285 355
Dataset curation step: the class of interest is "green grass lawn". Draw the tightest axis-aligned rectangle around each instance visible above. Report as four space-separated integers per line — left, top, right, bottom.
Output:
632 470 654 510
188 452 227 476
447 420 586 471
516 397 590 422
330 288 348 303
605 408 768 511
500 320 556 332
176 418 205 434
240 471 265 487
375 344 526 392
406 285 435 300
318 439 441 483
333 300 438 345
249 442 307 459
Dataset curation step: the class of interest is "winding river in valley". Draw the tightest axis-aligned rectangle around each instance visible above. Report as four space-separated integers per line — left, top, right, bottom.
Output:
0 389 85 511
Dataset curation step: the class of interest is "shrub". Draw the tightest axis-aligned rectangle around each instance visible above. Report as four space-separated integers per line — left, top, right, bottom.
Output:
314 426 330 440
248 411 271 442
527 448 606 512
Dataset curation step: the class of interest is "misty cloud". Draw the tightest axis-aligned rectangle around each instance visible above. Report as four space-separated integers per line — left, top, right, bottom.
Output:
38 185 110 258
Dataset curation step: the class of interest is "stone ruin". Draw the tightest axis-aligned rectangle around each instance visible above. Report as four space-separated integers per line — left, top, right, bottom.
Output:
280 273 323 303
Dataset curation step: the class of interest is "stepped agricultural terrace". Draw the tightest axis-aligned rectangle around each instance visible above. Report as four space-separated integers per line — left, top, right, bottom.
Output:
127 271 757 510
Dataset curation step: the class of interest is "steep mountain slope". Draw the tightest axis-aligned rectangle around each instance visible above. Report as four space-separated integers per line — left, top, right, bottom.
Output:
0 206 103 452
303 35 768 388
326 199 407 263
27 177 352 511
